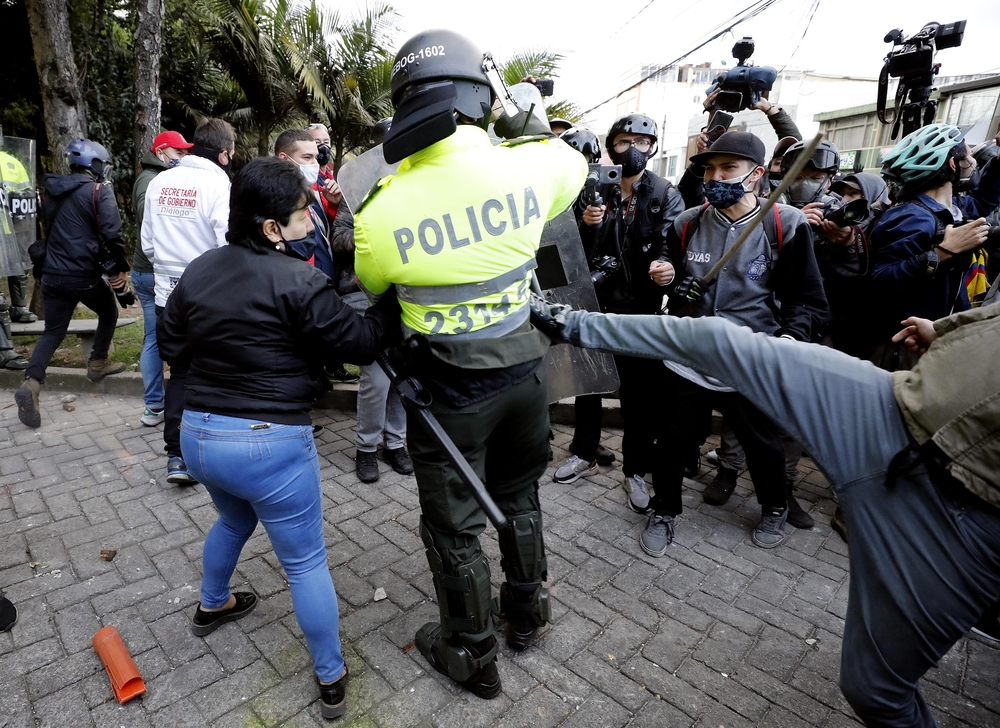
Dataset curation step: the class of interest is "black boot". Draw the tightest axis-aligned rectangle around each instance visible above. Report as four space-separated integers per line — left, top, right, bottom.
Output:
785 480 814 529
502 583 548 652
415 623 501 699
703 467 738 505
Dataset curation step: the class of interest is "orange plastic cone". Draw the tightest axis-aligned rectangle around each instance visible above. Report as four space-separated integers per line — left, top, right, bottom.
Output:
92 625 146 704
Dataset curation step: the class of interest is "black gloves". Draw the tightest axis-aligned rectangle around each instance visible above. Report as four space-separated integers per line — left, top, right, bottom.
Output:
529 293 574 344
674 276 711 303
366 285 403 348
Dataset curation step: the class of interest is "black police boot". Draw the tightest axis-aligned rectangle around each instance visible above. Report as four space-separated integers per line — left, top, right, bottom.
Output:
415 623 501 699
501 583 549 652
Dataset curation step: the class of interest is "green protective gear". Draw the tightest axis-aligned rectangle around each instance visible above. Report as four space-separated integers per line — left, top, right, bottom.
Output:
881 124 964 185
500 583 551 628
415 622 499 684
420 517 495 642
497 509 548 585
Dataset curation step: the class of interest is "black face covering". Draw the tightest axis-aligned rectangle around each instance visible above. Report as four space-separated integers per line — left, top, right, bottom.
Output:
282 235 315 261
609 146 652 177
190 144 232 174
954 161 981 193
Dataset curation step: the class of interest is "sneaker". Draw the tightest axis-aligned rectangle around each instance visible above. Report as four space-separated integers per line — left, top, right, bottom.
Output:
356 450 380 483
640 514 674 556
785 489 815 530
623 474 651 513
191 592 258 636
328 365 360 383
383 446 414 475
317 667 349 719
752 507 789 549
140 407 164 427
703 467 738 506
553 455 598 484
704 449 720 465
14 377 41 429
166 457 198 485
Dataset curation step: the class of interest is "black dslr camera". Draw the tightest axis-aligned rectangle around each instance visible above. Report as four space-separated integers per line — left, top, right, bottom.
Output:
820 196 870 229
706 37 778 113
878 21 966 139
590 255 620 289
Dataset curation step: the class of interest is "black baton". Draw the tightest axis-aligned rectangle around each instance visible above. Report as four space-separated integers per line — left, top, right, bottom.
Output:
376 351 508 529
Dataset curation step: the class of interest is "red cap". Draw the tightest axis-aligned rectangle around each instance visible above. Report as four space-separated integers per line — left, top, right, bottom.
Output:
152 131 194 153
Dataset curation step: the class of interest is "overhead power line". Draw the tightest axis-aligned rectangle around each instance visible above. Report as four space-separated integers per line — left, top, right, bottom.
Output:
580 0 788 116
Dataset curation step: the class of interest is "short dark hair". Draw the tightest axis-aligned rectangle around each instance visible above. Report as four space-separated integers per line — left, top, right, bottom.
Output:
193 118 236 151
274 129 316 157
903 141 966 198
227 157 312 253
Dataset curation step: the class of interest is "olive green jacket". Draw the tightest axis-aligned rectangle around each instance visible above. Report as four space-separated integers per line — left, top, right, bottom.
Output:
893 303 1000 508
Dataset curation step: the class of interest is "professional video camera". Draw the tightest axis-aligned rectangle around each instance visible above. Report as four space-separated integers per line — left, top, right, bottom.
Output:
820 195 870 229
877 21 966 140
706 37 777 113
582 163 622 209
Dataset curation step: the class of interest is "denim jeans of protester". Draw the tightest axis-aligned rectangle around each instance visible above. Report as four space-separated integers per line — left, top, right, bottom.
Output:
181 411 345 682
565 311 1000 728
131 271 164 410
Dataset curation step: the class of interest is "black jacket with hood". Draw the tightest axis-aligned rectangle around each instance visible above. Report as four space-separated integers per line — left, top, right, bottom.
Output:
42 173 128 282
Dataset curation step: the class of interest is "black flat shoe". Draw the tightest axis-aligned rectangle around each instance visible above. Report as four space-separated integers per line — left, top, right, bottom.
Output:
191 592 258 636
317 667 349 719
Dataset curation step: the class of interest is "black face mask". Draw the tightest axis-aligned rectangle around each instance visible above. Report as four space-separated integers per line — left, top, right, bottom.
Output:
609 146 652 177
282 234 315 261
190 144 232 174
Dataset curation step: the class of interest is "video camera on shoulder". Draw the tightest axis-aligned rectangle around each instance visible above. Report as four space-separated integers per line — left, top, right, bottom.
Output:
878 21 966 139
820 194 870 229
583 163 622 209
706 37 777 113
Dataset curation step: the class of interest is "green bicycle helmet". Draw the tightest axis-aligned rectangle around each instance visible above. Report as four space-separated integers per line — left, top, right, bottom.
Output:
881 124 965 185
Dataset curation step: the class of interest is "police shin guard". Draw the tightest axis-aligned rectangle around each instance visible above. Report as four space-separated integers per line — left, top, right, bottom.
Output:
498 510 551 651
7 275 36 322
416 518 501 698
0 295 28 370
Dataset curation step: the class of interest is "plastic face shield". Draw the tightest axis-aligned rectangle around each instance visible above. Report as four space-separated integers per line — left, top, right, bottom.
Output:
482 54 518 119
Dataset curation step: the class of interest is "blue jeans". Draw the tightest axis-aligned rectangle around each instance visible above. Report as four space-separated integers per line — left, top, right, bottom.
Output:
565 312 1000 727
181 411 345 681
131 271 164 409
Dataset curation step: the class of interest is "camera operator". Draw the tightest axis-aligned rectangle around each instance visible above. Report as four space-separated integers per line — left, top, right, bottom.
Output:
871 123 1000 370
559 113 683 505
641 132 827 554
677 90 803 208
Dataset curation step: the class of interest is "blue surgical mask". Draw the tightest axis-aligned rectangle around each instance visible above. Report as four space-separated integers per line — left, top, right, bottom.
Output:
704 169 754 209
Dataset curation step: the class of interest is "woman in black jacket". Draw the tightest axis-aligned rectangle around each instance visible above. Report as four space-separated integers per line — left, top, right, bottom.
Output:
157 157 397 720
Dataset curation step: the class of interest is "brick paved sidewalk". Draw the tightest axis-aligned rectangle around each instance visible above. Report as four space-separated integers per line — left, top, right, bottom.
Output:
1 391 997 727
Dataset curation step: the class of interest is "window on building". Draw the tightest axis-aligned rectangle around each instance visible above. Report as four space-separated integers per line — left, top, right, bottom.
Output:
946 88 1000 126
667 155 677 179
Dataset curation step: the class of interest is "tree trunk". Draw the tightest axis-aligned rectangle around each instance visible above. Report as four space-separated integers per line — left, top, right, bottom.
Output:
24 0 87 174
334 133 345 175
133 0 164 170
258 124 271 157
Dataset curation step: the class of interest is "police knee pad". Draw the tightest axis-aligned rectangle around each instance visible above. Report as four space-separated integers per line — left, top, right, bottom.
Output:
500 582 551 627
498 510 547 585
415 622 499 683
419 518 494 639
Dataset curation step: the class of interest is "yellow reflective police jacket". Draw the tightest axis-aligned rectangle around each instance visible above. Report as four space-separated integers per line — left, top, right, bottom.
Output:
354 125 587 340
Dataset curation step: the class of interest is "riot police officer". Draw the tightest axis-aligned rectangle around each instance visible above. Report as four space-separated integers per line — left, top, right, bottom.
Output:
353 29 587 699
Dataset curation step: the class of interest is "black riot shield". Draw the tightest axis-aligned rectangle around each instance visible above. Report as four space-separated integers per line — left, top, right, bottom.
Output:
337 144 619 403
0 135 36 275
535 210 619 402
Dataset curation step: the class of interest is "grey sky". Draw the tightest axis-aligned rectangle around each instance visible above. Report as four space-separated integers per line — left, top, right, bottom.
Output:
335 0 999 130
